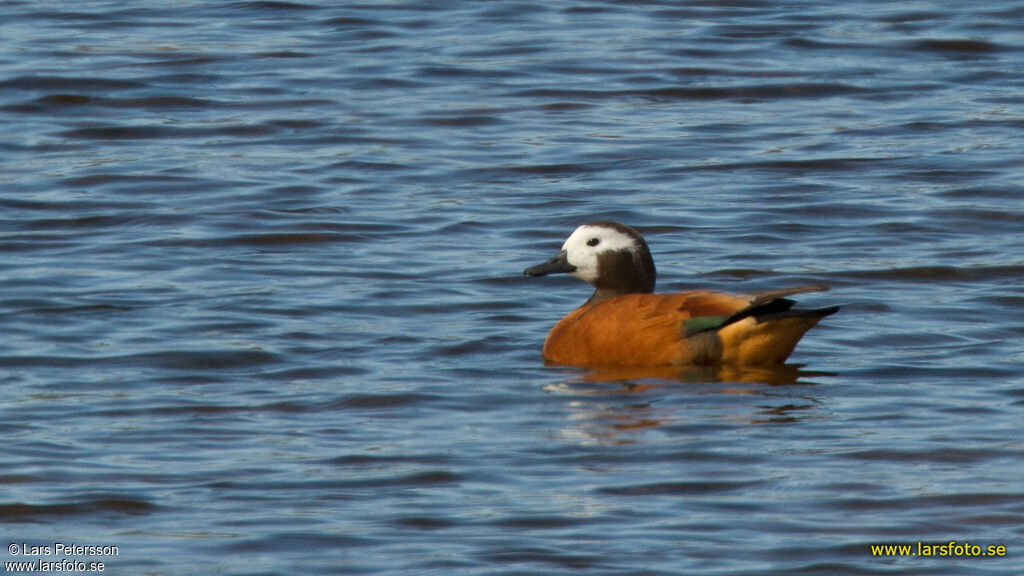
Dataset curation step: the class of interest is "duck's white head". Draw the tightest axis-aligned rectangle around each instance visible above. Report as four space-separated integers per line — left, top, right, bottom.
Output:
524 221 656 304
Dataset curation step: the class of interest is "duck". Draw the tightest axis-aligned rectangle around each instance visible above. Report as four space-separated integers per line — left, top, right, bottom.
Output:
523 221 838 368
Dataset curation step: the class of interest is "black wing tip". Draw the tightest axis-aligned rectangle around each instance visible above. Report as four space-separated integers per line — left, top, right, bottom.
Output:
814 305 841 317
753 304 840 325
726 301 839 329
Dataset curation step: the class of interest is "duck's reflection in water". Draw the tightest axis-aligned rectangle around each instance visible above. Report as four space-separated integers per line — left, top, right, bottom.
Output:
543 364 834 443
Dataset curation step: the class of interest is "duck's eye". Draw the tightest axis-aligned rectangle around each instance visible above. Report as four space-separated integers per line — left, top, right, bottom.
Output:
587 237 600 247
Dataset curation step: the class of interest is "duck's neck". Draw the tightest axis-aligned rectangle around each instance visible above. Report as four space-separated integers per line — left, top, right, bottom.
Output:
584 248 657 306
585 276 655 306
585 288 628 306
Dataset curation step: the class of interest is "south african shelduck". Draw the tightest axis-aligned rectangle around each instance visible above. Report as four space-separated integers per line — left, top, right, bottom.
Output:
524 221 838 368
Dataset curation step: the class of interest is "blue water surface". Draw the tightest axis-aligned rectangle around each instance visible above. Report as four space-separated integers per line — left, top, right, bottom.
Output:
2 1 1022 574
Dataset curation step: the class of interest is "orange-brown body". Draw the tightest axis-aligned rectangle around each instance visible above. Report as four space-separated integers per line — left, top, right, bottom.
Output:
542 291 829 368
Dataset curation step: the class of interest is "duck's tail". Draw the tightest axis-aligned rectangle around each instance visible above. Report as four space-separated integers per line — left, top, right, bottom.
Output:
713 285 838 366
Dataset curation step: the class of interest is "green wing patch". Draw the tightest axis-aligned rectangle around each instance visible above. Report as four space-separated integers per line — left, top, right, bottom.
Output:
683 315 728 337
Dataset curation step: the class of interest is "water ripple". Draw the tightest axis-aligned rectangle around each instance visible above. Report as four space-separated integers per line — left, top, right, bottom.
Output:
2 1 1022 574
